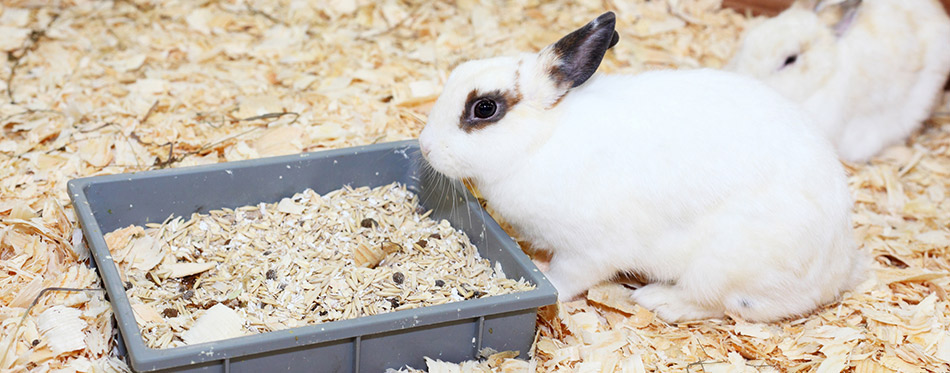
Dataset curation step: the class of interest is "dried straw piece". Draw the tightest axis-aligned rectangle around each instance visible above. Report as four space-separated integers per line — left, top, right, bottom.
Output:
353 241 403 268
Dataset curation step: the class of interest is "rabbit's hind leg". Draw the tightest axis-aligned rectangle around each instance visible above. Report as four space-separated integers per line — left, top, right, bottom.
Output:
631 283 725 323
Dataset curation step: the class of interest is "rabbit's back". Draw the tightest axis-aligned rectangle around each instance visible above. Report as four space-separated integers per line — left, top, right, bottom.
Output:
550 69 837 193
501 68 851 258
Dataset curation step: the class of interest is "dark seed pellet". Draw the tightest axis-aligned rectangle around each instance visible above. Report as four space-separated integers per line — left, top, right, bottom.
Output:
162 308 179 317
31 339 39 347
392 271 405 284
266 269 277 280
429 233 441 240
360 218 378 228
389 298 401 309
416 239 428 248
124 281 132 290
434 279 445 287
263 250 271 256
181 274 199 290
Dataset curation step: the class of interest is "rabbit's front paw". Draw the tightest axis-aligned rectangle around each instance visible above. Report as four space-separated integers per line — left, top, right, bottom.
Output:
545 258 609 302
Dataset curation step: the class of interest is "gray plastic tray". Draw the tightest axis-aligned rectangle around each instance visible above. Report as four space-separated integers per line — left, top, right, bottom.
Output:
68 139 557 372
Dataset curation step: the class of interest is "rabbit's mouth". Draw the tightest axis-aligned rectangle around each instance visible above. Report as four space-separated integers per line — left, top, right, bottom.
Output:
417 141 465 180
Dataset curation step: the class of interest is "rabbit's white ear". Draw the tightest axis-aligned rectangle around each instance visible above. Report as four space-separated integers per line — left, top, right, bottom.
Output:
816 0 861 36
542 12 619 91
793 0 821 11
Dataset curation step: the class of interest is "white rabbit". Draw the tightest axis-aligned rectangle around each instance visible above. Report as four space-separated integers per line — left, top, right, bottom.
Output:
728 0 950 163
418 12 867 323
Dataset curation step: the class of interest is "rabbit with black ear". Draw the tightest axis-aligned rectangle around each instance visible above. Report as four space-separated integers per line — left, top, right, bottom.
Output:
419 12 867 323
728 0 950 163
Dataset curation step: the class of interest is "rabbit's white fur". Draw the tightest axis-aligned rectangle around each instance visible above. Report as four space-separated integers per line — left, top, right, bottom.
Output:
728 0 950 162
419 15 867 322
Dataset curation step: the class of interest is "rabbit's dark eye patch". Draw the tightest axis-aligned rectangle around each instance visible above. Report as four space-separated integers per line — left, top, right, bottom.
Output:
459 89 521 132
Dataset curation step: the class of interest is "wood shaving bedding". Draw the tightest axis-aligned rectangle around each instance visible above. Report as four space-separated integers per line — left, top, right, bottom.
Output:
103 182 532 349
1 0 949 371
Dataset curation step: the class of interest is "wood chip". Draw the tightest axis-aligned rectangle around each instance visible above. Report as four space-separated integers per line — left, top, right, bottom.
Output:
181 304 247 345
37 305 87 356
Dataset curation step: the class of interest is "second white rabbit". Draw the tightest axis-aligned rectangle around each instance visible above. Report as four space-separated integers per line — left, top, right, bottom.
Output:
728 0 950 162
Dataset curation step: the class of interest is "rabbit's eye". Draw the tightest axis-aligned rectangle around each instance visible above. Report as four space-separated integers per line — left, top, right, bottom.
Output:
473 99 497 119
782 54 798 68
459 90 518 132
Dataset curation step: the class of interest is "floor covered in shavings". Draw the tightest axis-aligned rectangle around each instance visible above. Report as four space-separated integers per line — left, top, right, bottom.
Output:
1 0 948 371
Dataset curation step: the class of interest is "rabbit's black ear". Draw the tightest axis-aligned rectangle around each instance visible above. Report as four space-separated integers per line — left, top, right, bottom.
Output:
548 12 619 89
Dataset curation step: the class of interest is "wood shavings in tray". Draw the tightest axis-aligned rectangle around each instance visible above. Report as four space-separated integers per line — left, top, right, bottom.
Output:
103 182 533 349
386 350 535 373
2 0 949 371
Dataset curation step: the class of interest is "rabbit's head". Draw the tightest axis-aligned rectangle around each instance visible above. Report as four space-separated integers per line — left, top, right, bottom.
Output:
419 12 619 182
727 0 861 102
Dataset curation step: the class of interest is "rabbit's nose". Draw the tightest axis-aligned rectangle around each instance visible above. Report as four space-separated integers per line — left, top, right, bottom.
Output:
420 143 432 158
